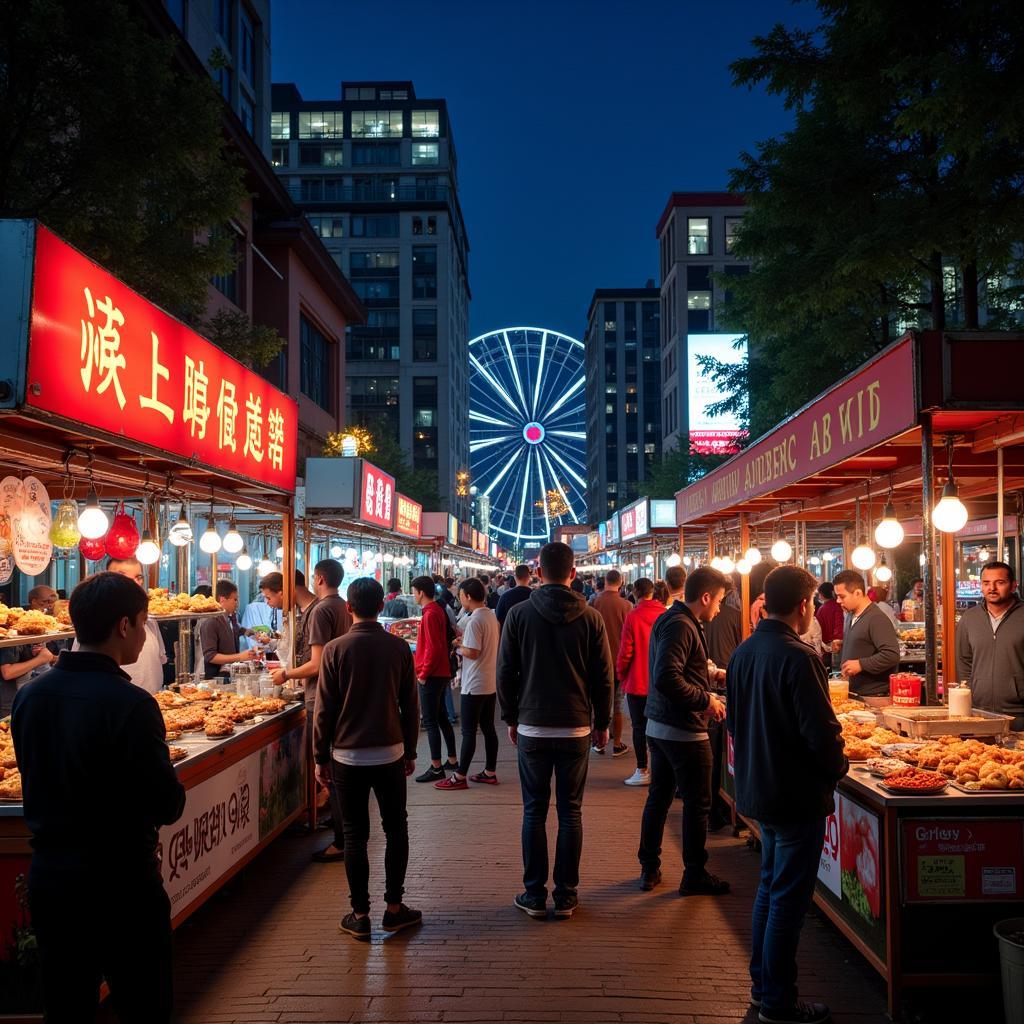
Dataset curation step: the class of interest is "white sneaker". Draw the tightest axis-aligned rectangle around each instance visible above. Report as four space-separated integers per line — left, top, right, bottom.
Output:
624 769 650 786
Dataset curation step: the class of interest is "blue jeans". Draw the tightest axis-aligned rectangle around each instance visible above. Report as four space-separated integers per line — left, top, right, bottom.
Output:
751 818 827 1012
516 734 590 900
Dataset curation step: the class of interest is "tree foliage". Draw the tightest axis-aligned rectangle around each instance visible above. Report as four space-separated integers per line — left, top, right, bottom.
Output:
203 309 285 370
0 0 249 323
714 0 1024 438
640 442 730 500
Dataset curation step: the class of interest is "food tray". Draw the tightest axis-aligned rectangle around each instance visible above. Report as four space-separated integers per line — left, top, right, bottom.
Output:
881 706 1013 739
880 780 948 796
949 780 1023 796
0 629 75 650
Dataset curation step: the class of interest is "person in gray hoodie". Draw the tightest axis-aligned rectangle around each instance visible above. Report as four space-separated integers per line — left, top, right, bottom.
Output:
833 570 899 697
955 561 1024 730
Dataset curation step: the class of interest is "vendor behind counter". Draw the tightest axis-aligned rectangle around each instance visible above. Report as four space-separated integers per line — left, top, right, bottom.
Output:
833 570 900 698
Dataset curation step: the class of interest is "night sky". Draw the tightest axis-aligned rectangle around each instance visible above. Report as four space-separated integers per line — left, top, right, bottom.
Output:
270 0 821 341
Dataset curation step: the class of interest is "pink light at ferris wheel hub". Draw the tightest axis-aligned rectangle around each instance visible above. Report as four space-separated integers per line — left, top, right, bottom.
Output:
523 422 545 444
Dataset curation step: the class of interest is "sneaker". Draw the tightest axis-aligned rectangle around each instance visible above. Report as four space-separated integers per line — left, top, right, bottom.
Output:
553 894 578 919
639 869 662 891
750 991 762 1007
624 769 650 786
612 743 629 757
679 871 731 896
415 765 447 783
381 904 423 933
469 771 498 785
434 775 468 790
758 1000 831 1024
592 744 605 755
339 912 370 941
514 892 547 919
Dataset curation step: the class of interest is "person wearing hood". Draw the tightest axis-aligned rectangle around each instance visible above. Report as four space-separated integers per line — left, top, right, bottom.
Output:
497 542 614 921
615 578 665 787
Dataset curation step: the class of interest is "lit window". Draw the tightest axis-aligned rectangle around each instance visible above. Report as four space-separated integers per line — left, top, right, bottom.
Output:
271 112 290 140
604 320 616 332
687 217 710 255
688 292 711 310
323 148 343 167
412 110 440 138
412 143 439 166
271 145 288 168
307 216 345 239
351 110 403 138
298 111 343 138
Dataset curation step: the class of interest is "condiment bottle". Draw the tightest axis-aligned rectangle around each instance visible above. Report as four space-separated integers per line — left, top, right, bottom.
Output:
948 682 972 717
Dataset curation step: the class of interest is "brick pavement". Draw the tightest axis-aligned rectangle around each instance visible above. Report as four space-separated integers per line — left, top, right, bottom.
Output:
170 731 893 1024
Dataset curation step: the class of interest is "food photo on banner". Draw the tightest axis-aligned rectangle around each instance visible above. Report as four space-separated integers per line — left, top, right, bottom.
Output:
259 722 305 841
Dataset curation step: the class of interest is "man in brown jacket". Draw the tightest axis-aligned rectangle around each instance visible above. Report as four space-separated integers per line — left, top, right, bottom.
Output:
314 578 422 940
591 569 633 755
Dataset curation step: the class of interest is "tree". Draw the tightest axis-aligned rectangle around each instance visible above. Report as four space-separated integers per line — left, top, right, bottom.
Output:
640 442 730 500
203 309 285 370
716 0 1024 437
0 0 249 323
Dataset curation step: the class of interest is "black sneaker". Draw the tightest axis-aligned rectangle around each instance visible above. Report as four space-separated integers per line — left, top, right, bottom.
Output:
381 904 422 933
553 894 578 919
514 892 547 919
758 1000 831 1024
612 743 629 757
679 871 731 896
339 912 370 941
415 765 446 783
639 869 662 891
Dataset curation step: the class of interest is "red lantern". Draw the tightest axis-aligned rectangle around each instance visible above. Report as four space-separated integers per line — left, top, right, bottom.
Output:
105 503 140 560
79 535 107 561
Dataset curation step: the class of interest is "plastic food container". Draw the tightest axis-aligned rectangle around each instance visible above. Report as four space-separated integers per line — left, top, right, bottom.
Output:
890 672 923 706
828 678 850 702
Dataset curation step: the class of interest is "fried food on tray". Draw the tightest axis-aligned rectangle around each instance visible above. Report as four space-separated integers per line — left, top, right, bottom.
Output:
0 747 18 770
882 766 947 790
0 770 22 800
163 708 206 732
10 609 60 635
204 716 234 738
832 699 865 715
179 685 217 702
167 746 189 762
843 739 874 761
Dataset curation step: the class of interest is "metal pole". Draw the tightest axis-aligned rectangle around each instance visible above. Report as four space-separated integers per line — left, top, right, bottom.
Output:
921 415 938 705
740 513 751 641
997 446 1005 561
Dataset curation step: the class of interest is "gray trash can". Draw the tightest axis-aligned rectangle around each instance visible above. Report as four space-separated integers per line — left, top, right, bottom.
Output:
994 918 1024 1024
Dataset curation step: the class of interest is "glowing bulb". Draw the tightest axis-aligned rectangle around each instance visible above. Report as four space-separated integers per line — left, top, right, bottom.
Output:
771 538 792 562
744 546 762 565
736 558 751 575
383 553 395 563
168 506 192 547
257 557 277 577
710 556 722 571
236 549 253 572
222 518 244 554
919 553 926 567
199 519 222 554
275 545 284 559
874 503 904 549
346 548 358 561
135 530 161 565
666 553 682 568
718 555 735 574
822 551 835 561
978 545 990 563
933 483 968 533
875 564 892 583
809 556 822 567
682 555 692 567
330 544 343 558
851 543 876 571
78 488 109 539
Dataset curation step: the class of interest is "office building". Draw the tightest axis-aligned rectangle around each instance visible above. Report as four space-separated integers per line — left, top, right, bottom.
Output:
270 80 472 517
656 192 750 454
584 286 661 521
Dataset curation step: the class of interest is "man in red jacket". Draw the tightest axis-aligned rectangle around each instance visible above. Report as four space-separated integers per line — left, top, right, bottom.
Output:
814 582 844 668
411 575 458 782
615 578 665 786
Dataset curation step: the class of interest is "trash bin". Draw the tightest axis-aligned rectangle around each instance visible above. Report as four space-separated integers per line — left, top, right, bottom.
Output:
994 918 1024 1024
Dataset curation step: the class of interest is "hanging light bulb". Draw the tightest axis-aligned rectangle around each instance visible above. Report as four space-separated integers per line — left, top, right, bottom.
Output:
199 512 222 554
822 551 835 562
236 548 253 572
257 556 277 577
919 552 927 567
275 545 284 559
346 547 358 561
718 555 735 574
78 486 109 539
744 546 762 565
874 493 904 549
330 543 343 558
383 552 395 563
168 505 192 547
665 552 682 568
771 538 792 562
136 528 161 565
851 541 877 571
875 559 893 583
933 437 969 533
222 515 244 554
710 556 722 571
736 557 752 575
978 545 991 563
682 555 692 567
809 555 822 567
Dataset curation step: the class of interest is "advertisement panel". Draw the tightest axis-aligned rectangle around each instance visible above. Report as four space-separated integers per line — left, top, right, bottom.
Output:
394 494 422 539
358 461 395 529
447 515 459 546
606 513 620 545
687 333 747 455
27 226 297 492
620 499 649 541
650 499 676 530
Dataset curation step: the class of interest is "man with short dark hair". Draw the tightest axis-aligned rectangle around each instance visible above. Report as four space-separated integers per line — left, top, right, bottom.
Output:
496 564 533 627
591 569 632 756
638 566 730 896
814 582 843 655
315 578 421 940
497 542 613 920
106 556 168 693
198 579 258 680
12 572 186 1022
833 569 899 697
383 578 409 619
588 574 606 604
727 565 846 1024
664 565 687 603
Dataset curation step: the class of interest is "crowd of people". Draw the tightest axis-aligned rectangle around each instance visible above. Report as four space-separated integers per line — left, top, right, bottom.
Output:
9 542 1024 1024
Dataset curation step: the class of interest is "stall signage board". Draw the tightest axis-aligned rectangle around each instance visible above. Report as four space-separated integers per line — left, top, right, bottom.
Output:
394 494 422 539
358 460 395 529
901 818 1024 902
26 226 298 493
447 515 459 546
620 499 649 541
607 513 620 545
676 338 917 525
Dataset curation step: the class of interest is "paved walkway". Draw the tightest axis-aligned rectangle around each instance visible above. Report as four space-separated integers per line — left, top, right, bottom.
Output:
167 728 904 1024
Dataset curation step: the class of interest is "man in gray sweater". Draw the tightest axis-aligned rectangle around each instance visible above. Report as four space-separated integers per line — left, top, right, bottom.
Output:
833 570 899 697
955 561 1024 731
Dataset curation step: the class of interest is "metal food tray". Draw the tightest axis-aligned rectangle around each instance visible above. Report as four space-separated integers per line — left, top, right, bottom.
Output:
0 629 75 650
949 779 1023 796
881 706 1013 738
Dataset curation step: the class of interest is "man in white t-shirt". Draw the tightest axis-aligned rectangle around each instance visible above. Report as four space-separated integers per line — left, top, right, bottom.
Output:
435 577 501 790
99 557 166 693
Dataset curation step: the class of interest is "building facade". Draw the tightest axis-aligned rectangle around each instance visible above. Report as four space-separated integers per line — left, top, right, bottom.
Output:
584 286 661 522
270 80 471 517
655 193 749 454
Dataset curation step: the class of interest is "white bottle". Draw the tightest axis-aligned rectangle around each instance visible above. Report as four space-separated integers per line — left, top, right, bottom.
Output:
948 682 972 717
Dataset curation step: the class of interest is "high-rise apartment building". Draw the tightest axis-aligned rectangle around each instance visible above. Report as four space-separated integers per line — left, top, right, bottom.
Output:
584 286 661 522
270 81 471 517
656 193 749 454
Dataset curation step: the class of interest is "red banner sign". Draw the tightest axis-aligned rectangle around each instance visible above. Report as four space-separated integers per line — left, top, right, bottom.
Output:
620 499 648 541
394 493 422 539
676 338 917 525
902 818 1024 902
358 461 395 529
26 226 297 492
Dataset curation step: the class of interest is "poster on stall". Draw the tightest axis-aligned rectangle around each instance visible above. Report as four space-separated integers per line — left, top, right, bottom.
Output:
817 810 842 898
259 721 305 841
158 752 259 916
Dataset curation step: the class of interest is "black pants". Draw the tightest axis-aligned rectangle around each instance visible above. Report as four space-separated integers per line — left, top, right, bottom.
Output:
332 757 409 914
420 676 457 762
708 717 730 823
638 736 713 878
307 698 344 850
517 734 590 900
30 863 172 1023
458 692 499 776
626 693 648 770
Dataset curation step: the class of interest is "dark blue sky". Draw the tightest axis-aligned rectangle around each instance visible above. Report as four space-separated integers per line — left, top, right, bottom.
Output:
270 1 820 340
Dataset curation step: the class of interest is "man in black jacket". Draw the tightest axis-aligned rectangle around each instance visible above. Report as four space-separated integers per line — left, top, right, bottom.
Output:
727 566 846 1024
638 566 730 896
497 542 613 920
12 572 186 1023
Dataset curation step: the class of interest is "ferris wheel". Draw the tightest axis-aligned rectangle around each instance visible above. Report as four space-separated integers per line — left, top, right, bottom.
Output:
469 327 587 546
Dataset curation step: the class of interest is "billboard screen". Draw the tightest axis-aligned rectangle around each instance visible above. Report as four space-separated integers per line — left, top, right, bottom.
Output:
687 333 747 455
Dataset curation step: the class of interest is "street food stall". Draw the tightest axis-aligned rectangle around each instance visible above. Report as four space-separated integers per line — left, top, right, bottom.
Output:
0 221 306 1014
674 331 1024 1018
